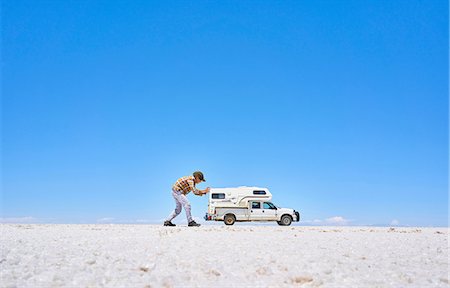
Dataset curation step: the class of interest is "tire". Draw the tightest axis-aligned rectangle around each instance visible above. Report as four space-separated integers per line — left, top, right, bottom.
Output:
277 221 283 226
280 215 292 226
224 214 236 225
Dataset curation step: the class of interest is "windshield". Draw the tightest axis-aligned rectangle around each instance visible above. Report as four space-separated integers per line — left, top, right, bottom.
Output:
263 202 277 209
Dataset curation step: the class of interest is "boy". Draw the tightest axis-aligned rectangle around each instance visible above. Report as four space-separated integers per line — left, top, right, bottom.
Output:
164 171 210 227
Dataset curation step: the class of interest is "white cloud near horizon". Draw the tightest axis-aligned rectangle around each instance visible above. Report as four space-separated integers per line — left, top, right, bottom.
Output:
325 216 351 225
95 218 166 224
302 216 352 226
0 217 39 223
390 219 400 226
96 217 116 223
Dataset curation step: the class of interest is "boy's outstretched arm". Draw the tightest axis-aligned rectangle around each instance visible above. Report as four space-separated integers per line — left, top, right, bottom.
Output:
197 187 210 196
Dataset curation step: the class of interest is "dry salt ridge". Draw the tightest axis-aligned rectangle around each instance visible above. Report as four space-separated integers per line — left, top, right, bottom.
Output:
1 224 448 287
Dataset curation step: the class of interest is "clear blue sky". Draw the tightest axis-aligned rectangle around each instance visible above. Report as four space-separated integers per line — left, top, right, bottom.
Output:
2 0 448 226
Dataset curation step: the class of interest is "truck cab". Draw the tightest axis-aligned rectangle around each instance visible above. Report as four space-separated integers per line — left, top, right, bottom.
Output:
204 186 300 226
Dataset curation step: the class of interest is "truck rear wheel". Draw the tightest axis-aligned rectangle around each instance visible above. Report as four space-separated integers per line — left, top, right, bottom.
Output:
280 215 292 226
224 214 236 225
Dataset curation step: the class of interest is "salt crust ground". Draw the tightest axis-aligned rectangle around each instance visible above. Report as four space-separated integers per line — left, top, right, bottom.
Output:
1 224 448 288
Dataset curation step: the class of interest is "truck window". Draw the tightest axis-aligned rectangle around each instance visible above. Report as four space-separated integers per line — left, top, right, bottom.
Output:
263 202 276 209
211 193 225 199
251 202 261 209
253 190 266 195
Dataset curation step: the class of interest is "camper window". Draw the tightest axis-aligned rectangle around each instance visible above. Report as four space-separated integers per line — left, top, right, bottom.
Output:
251 202 261 209
253 190 266 195
212 193 225 199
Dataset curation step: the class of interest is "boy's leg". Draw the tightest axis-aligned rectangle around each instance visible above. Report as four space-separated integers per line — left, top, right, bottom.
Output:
177 193 193 223
166 190 183 222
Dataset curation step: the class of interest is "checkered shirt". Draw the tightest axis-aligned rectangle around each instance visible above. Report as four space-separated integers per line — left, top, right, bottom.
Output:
172 176 200 195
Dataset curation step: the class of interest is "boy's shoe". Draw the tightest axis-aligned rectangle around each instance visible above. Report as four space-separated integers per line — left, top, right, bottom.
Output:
164 221 176 226
188 220 201 227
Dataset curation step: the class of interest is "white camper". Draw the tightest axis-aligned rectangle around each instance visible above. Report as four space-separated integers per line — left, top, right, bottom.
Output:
204 186 300 226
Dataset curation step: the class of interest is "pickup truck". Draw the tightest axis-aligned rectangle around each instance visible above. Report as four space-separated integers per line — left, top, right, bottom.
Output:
204 187 300 226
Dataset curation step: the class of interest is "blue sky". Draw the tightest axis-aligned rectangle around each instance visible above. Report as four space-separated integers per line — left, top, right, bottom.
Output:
2 0 448 226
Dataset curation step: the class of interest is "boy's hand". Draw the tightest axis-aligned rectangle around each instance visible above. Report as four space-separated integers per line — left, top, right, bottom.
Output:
205 187 211 193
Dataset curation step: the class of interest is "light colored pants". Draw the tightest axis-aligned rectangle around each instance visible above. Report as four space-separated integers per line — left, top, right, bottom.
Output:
166 189 192 223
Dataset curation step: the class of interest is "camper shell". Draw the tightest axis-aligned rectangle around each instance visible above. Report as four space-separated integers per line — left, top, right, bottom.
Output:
204 186 300 226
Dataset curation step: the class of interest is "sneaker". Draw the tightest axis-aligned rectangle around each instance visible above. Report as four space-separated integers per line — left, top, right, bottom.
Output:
163 221 176 226
188 220 201 227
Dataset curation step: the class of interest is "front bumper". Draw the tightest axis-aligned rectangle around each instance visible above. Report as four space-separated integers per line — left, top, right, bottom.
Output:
294 211 300 222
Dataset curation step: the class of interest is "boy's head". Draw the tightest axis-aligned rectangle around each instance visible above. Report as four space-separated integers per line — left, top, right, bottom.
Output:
193 171 205 184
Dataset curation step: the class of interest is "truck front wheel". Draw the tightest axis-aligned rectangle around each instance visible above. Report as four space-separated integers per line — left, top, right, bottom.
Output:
224 214 236 225
280 215 292 226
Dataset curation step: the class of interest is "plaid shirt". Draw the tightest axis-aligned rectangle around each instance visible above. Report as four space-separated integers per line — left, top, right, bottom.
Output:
172 176 200 195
